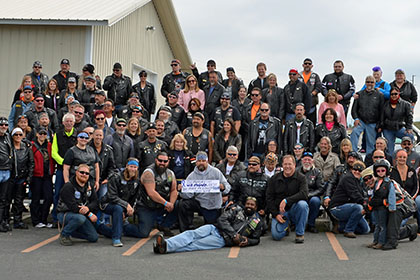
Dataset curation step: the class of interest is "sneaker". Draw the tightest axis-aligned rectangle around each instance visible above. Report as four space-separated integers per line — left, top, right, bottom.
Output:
112 239 123 247
153 233 167 254
50 222 58 229
59 235 73 246
13 222 29 229
35 223 46 228
295 235 304 244
46 223 53 228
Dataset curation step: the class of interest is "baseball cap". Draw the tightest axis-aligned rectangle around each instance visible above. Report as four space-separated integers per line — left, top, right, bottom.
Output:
60 59 70 65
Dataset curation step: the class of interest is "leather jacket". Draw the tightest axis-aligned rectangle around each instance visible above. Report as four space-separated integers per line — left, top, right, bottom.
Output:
283 118 315 154
322 72 355 105
297 166 325 198
262 86 285 119
230 170 268 211
13 141 34 181
100 171 140 211
203 82 225 116
314 123 347 155
351 89 384 124
103 74 132 106
380 98 413 131
132 81 156 115
248 116 282 156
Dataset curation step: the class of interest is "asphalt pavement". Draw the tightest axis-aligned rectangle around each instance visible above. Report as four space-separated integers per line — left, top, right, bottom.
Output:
1 224 419 280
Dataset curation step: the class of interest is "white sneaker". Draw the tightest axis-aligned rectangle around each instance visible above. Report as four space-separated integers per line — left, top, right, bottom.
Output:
46 223 53 228
35 223 46 228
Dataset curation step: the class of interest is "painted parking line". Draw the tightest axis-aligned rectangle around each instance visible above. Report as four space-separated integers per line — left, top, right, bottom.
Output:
21 234 60 253
227 246 240 258
122 229 159 256
325 232 349 261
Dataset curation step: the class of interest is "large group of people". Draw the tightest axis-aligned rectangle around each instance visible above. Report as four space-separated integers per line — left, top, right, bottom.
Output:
0 57 419 254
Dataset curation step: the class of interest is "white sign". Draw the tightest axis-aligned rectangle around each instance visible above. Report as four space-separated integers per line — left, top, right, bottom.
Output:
181 180 220 193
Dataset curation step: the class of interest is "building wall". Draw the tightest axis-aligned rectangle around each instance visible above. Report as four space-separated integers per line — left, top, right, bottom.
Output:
92 1 175 110
0 25 87 116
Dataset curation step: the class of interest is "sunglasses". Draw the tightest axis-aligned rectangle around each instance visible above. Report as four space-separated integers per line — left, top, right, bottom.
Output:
78 136 89 140
132 110 140 113
294 147 303 150
260 109 269 112
190 103 197 106
0 123 8 127
188 80 196 83
35 99 44 102
169 95 178 99
33 66 42 69
23 91 32 94
113 69 121 72
170 64 178 67
373 156 384 159
117 123 126 127
376 168 387 173
140 75 147 77
304 62 312 65
78 171 89 176
104 104 112 107
38 132 47 135
95 117 105 121
390 93 399 96
13 134 23 137
227 153 237 156
248 162 259 166
74 111 83 115
251 94 260 97
363 175 373 182
289 73 297 76
220 97 229 100
157 158 169 163
365 81 375 84
352 168 363 172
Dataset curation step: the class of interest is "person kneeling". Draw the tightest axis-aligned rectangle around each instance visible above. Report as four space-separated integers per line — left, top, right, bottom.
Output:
153 197 262 254
57 164 98 246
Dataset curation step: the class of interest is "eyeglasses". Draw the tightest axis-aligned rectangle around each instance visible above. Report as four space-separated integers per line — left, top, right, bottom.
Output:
35 99 44 102
157 158 169 163
13 134 23 137
373 156 384 159
23 91 32 94
78 171 89 176
363 175 373 182
95 117 105 121
78 136 89 140
170 64 178 67
260 108 269 112
169 95 178 99
190 103 197 106
251 94 260 97
365 81 375 84
376 168 387 173
188 80 196 83
74 111 83 115
248 162 259 166
117 123 127 127
227 153 237 156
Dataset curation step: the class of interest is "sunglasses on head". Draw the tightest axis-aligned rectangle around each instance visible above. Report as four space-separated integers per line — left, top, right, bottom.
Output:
157 158 169 163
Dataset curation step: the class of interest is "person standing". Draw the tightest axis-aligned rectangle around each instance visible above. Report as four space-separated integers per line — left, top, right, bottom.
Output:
103 63 132 109
299 58 322 125
161 59 189 99
52 59 78 92
0 117 13 232
284 69 311 121
132 70 156 120
248 62 269 94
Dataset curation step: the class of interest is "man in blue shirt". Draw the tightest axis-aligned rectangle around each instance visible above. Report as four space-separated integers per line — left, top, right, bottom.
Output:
8 86 33 131
359 66 391 99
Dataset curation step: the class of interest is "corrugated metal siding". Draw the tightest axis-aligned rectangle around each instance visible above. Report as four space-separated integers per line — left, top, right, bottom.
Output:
92 1 174 109
0 25 86 116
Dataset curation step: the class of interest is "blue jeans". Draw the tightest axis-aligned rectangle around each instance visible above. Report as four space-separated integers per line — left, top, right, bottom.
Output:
166 224 225 253
372 209 388 244
0 170 10 183
308 197 321 227
136 204 178 238
330 203 370 234
350 120 377 155
96 184 110 224
383 128 414 155
52 169 64 222
57 212 98 242
271 200 309 240
96 204 142 240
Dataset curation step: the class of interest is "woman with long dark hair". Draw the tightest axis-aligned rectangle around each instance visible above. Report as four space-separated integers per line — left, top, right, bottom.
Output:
315 108 347 155
213 118 242 164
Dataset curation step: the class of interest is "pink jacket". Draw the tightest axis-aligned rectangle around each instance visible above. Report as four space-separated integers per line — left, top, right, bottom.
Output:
178 89 206 112
318 102 347 128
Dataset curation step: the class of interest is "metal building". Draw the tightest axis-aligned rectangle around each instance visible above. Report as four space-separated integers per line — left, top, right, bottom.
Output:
0 0 192 115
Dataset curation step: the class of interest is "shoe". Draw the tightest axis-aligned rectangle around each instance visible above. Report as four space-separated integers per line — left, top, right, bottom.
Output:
0 222 7 232
372 244 383 249
112 239 123 247
13 222 29 229
5 223 12 232
153 233 167 254
59 235 73 246
158 225 174 237
50 222 58 229
295 235 304 244
285 226 290 236
46 223 53 228
307 226 319 233
344 232 356 238
331 223 339 234
366 242 377 248
35 223 46 228
382 243 397 250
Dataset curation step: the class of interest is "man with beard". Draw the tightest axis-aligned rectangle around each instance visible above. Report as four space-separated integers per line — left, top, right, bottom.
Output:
103 63 132 109
165 91 186 131
210 91 241 136
283 103 315 154
299 58 322 125
52 59 78 91
136 123 168 173
248 62 269 94
157 105 180 140
153 196 262 254
400 136 420 169
104 118 134 170
283 69 311 121
183 112 213 162
160 59 189 99
137 152 178 237
178 151 230 232
298 152 324 233
118 92 149 121
313 136 341 182
97 158 142 247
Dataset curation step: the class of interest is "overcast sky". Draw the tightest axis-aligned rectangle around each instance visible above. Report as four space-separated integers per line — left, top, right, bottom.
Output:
173 0 420 119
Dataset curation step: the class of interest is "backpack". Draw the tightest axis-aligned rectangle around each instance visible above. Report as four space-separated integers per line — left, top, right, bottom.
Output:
392 179 418 219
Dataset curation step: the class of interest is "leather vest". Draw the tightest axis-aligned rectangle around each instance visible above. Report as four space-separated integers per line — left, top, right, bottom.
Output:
184 127 210 154
138 164 173 209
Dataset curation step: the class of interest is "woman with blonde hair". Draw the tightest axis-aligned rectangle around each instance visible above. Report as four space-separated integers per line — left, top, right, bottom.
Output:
318 89 347 128
126 117 143 143
167 133 195 187
178 74 205 112
339 138 354 164
12 75 33 105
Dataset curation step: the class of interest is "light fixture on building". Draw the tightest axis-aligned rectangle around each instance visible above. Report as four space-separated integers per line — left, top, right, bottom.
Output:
145 26 155 31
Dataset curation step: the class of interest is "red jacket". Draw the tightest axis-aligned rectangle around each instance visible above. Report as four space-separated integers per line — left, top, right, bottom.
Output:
31 141 55 177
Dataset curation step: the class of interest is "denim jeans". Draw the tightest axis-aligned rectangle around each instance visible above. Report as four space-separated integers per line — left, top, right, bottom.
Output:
271 200 309 240
372 209 388 244
57 212 98 242
96 183 110 224
308 197 321 227
136 204 178 238
383 128 414 155
0 170 10 183
96 204 142 240
330 203 370 234
52 169 64 222
166 224 225 253
350 120 377 155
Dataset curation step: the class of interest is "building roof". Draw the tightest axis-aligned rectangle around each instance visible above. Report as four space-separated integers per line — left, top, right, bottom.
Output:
0 0 192 66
